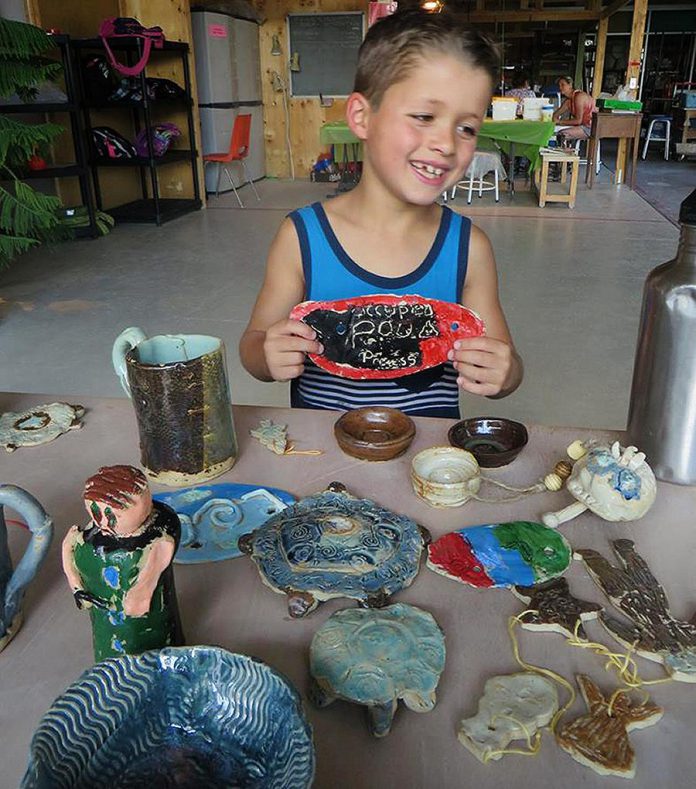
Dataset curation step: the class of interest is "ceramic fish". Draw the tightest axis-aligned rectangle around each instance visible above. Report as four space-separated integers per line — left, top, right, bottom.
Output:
427 521 572 589
556 674 663 779
290 294 484 380
250 419 290 455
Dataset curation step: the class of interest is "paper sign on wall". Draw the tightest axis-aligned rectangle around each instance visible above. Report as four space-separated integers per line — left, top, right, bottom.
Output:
209 24 227 38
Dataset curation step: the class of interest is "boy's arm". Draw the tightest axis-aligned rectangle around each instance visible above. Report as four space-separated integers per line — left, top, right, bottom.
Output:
239 217 322 382
450 225 523 398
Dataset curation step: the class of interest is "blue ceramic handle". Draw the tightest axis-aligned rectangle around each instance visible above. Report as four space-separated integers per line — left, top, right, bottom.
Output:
0 485 53 630
111 326 147 397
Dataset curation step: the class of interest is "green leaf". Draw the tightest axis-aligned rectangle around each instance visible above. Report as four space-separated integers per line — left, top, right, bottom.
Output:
0 232 39 268
0 116 64 167
0 19 54 58
0 58 62 99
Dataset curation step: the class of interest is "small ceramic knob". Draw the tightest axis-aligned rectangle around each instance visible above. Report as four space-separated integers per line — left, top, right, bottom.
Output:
567 440 587 461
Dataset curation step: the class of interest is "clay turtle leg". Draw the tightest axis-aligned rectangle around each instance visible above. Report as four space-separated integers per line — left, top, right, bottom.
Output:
308 677 336 708
367 699 397 737
287 590 318 618
402 690 436 713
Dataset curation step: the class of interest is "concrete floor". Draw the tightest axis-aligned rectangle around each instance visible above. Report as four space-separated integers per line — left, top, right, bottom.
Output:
0 172 679 430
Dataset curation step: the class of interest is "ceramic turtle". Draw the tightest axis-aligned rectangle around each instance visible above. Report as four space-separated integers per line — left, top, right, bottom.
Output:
238 483 430 618
309 603 446 737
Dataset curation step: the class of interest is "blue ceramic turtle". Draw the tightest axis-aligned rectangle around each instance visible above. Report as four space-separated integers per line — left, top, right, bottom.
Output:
309 603 446 737
238 483 430 617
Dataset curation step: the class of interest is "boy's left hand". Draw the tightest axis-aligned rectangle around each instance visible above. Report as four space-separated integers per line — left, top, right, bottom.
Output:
448 337 518 397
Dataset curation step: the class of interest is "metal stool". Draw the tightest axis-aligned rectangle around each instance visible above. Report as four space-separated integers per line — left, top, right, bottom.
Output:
642 115 671 160
573 137 602 175
450 151 506 204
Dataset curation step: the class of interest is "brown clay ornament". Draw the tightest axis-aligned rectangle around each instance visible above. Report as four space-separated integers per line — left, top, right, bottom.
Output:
577 539 696 682
556 674 663 779
514 577 603 640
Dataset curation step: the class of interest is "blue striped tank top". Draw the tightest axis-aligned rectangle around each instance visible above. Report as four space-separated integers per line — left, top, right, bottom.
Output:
288 202 471 419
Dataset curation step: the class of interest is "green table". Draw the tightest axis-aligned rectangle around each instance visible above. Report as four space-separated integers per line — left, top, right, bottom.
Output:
320 121 363 192
319 119 555 195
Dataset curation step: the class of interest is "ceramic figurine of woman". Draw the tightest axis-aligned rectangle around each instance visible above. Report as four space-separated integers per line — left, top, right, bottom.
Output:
62 465 184 661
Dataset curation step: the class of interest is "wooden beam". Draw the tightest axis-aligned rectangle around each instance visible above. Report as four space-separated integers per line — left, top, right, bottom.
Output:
625 0 648 97
468 10 600 23
592 15 608 97
476 0 485 10
601 0 630 20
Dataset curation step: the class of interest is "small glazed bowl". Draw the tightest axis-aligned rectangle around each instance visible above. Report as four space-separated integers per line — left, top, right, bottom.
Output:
411 446 481 508
334 407 416 461
448 417 528 468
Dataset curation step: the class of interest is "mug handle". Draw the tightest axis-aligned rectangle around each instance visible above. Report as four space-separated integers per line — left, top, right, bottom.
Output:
112 326 147 397
0 485 53 626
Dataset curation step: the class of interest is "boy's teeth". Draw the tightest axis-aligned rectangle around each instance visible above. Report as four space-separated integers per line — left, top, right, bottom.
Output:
414 162 444 178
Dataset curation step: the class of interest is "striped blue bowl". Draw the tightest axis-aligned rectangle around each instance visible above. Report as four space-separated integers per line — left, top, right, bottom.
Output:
22 647 315 789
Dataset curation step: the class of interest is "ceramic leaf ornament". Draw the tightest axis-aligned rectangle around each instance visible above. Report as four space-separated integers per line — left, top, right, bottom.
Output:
290 294 484 379
309 603 445 737
458 672 559 762
542 441 656 528
556 674 663 778
577 539 696 682
0 402 84 452
514 577 603 640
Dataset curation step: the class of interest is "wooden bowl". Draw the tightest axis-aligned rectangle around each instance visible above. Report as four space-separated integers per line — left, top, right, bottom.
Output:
334 407 416 462
448 417 528 468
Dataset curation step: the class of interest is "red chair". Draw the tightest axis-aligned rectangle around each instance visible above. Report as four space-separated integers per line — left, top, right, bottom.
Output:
203 113 260 207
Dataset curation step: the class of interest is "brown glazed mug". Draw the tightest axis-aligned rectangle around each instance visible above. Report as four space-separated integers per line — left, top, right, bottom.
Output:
112 327 237 486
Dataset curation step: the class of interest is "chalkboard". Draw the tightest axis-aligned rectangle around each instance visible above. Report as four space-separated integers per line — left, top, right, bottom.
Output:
288 13 364 97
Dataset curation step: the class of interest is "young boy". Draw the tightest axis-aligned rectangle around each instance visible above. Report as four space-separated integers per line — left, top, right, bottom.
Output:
240 10 523 419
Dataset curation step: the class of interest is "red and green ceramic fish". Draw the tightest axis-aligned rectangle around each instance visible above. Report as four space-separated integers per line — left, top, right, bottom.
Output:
427 521 572 589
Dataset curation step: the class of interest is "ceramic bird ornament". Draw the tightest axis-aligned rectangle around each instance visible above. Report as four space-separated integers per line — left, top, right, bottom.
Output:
577 539 696 682
513 577 603 640
542 441 656 528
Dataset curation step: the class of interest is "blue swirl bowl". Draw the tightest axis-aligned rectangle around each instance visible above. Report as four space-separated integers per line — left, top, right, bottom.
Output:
22 646 315 789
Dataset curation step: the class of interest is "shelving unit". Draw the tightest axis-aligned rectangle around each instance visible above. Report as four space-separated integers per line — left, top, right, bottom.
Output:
2 34 99 238
72 38 202 226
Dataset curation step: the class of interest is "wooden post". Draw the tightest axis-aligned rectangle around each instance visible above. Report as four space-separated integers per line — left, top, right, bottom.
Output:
616 0 647 181
626 0 648 99
592 16 608 98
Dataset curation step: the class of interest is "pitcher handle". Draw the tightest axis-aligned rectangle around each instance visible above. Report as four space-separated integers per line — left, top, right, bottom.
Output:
0 485 53 625
112 326 147 397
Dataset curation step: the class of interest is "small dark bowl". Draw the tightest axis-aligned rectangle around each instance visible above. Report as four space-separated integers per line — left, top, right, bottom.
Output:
334 407 416 462
448 417 528 468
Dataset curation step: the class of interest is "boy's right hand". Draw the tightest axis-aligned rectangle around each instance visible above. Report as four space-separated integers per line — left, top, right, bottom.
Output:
263 319 324 381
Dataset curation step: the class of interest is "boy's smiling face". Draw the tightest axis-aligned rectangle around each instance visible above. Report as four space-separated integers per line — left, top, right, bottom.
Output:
356 54 493 205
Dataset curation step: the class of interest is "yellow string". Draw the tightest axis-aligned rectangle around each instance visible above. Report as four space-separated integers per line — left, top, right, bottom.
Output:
508 613 577 734
564 620 673 715
482 714 543 763
284 445 324 456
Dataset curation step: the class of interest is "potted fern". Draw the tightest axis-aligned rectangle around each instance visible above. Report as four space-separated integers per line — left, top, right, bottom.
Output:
0 17 74 268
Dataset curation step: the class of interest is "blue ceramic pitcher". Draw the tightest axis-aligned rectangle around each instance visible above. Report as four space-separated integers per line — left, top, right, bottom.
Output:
0 485 53 652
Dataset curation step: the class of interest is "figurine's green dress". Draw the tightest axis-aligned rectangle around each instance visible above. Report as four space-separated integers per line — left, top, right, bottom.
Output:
72 501 184 661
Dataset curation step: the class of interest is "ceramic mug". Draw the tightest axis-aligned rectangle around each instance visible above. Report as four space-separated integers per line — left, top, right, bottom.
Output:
0 485 53 652
112 327 237 486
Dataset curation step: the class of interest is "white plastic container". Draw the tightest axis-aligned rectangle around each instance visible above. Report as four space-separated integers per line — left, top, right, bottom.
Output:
541 105 554 122
522 97 546 121
491 97 517 121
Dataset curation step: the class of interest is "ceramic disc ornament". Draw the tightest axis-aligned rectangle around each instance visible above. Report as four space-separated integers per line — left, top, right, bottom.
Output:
239 483 430 618
309 603 445 737
290 294 484 380
154 483 295 563
427 521 572 589
0 402 84 452
542 441 656 528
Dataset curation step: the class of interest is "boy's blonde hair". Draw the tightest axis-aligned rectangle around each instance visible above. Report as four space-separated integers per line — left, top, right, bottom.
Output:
354 9 500 108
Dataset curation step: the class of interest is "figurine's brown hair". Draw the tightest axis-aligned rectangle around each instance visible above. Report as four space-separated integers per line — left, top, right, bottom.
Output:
83 465 147 509
354 9 500 108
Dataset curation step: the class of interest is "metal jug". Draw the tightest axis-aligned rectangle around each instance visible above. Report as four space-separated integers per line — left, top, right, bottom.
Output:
0 485 53 652
626 189 696 484
112 327 238 486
